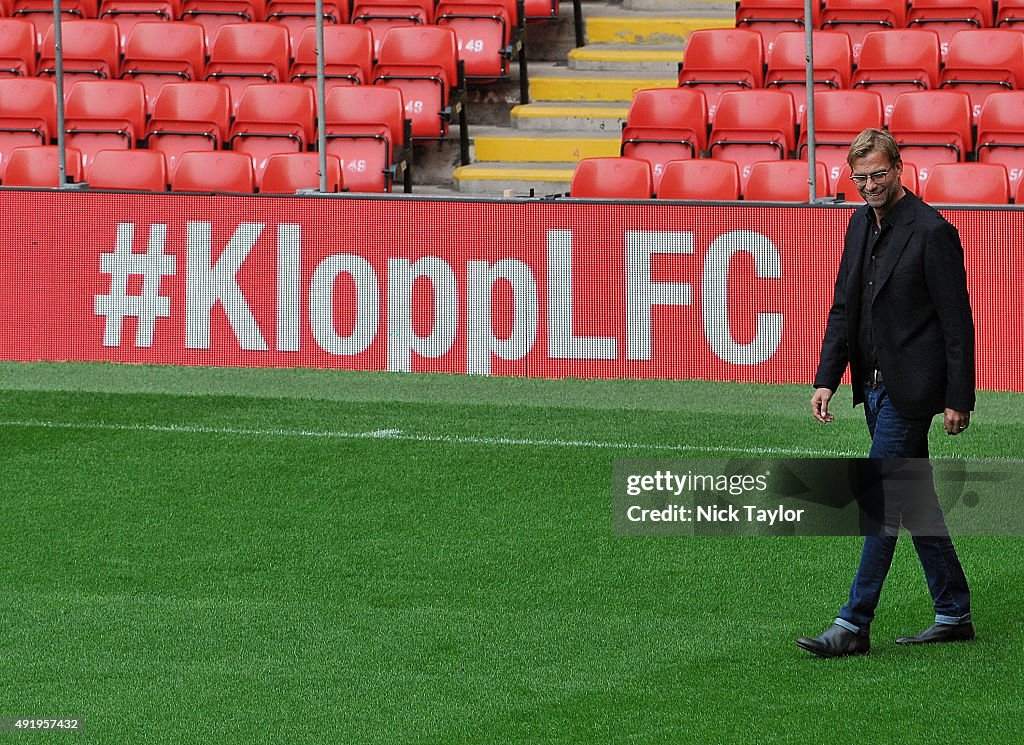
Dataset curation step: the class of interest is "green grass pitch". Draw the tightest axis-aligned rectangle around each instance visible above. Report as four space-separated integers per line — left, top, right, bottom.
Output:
1 361 1022 743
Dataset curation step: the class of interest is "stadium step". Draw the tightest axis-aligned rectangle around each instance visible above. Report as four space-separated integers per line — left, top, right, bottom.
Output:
568 44 682 74
585 15 727 44
452 163 575 196
472 128 620 162
510 102 629 132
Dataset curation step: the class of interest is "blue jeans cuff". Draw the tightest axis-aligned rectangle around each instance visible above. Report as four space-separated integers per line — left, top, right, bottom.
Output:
834 617 862 634
935 612 972 625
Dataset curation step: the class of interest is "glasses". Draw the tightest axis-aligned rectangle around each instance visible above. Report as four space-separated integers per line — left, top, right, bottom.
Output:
849 169 891 186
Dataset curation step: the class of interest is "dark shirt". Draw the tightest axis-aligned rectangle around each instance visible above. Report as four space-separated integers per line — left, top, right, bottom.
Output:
858 195 912 375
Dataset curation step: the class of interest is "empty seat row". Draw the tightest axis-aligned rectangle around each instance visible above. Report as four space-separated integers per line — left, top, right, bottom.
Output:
737 0 1024 57
678 27 1024 124
0 1 528 82
620 87 1024 196
0 79 413 191
571 156 1024 205
0 145 346 192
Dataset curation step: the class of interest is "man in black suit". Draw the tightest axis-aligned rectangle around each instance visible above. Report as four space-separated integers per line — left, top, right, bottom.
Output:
796 128 976 658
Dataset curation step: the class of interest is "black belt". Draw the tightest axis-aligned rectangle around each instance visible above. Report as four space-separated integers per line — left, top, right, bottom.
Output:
868 368 884 386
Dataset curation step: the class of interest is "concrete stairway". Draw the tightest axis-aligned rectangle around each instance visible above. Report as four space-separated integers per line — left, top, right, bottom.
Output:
448 0 733 196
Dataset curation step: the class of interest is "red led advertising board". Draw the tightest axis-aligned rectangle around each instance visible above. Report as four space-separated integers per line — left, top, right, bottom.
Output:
1 191 1020 390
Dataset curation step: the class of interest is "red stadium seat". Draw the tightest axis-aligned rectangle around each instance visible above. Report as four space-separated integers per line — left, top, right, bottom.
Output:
99 0 181 48
656 159 740 200
436 0 522 80
87 148 168 190
64 79 147 168
850 29 941 125
765 30 852 122
744 160 829 201
2 146 83 186
939 29 1024 124
906 0 993 60
39 20 121 88
888 91 973 188
523 0 556 21
181 0 266 47
171 150 255 192
820 0 907 61
677 28 764 122
353 0 434 55
11 0 99 45
708 89 796 186
0 18 37 77
922 163 1011 204
372 25 467 147
146 81 232 176
266 0 349 50
121 21 206 113
324 84 411 193
997 1 1024 27
570 157 653 199
975 91 1024 197
735 0 820 55
798 90 885 187
620 88 707 191
228 83 315 180
260 152 343 193
290 24 374 96
1017 174 1024 203
835 161 919 201
0 78 57 178
205 22 290 115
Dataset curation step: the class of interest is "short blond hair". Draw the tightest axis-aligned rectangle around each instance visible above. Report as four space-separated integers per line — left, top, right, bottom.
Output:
847 128 901 168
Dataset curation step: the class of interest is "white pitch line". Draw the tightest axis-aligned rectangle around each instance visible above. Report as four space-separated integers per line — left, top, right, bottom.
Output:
0 418 863 457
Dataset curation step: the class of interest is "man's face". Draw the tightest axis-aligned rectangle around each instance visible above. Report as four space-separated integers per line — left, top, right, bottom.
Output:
850 150 903 211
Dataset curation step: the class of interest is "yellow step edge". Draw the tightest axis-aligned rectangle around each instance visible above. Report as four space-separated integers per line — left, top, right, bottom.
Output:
474 136 621 163
568 48 682 64
530 77 674 102
586 17 731 45
511 104 630 120
454 166 575 182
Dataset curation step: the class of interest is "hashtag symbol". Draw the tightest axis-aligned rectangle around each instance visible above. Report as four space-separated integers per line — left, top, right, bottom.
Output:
94 222 176 347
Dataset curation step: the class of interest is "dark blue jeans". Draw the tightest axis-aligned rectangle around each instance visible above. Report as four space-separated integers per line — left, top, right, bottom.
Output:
835 383 972 634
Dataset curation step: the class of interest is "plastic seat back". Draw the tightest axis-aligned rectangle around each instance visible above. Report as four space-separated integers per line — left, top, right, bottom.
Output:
436 0 519 79
99 0 183 48
677 28 765 121
907 0 993 59
570 157 653 199
850 29 941 124
88 148 168 190
940 29 1024 124
0 78 57 177
147 81 232 175
122 22 206 113
266 0 350 49
353 0 434 55
998 0 1024 27
181 0 268 48
766 30 853 120
65 79 147 168
709 89 796 184
657 159 740 200
923 162 1010 204
39 20 122 85
976 91 1024 196
3 146 84 186
744 160 829 201
229 83 315 178
172 150 255 192
205 22 291 113
0 18 37 78
820 0 907 61
523 0 557 20
10 0 100 45
372 26 461 138
260 152 343 193
324 84 407 192
735 0 820 55
620 88 708 190
889 91 973 187
290 24 374 94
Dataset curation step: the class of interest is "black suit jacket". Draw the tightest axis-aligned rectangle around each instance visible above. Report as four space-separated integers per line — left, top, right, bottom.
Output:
814 191 975 417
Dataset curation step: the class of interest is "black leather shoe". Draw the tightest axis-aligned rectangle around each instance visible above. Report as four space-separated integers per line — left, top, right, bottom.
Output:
895 622 975 645
796 624 870 658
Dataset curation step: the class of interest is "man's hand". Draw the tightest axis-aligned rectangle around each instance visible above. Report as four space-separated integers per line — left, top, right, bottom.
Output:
944 408 971 435
811 387 835 424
